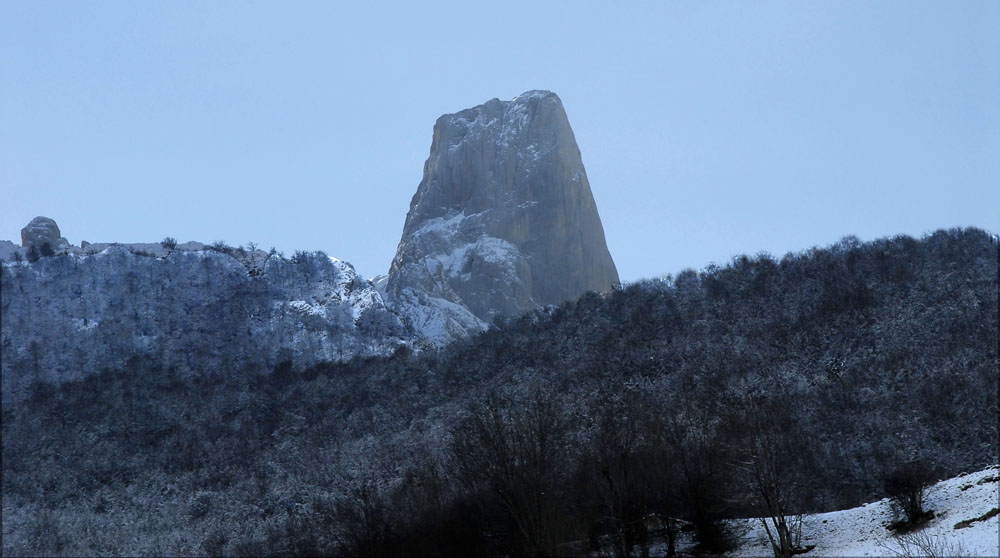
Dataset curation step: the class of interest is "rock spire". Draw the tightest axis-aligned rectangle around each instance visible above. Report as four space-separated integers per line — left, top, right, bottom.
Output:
385 90 619 343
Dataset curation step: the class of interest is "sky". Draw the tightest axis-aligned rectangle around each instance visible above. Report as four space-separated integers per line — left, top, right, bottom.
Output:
2 1 997 282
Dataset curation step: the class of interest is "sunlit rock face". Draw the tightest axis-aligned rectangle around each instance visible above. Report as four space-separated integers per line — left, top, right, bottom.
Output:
385 90 619 344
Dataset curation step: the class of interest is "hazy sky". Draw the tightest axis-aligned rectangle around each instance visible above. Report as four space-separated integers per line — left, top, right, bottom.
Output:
2 2 997 282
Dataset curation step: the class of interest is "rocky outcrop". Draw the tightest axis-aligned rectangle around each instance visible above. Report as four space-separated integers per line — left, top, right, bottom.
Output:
385 90 619 343
20 216 69 254
1 246 408 403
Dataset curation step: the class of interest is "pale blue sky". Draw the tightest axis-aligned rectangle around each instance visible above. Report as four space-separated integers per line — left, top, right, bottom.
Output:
2 1 997 281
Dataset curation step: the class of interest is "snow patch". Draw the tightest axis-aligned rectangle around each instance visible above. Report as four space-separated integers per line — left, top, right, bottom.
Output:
394 287 486 346
723 465 999 558
426 235 521 282
287 300 325 318
512 90 555 103
72 318 99 331
411 211 470 238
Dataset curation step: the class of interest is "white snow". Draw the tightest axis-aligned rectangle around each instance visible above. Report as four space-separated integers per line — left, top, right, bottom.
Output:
502 102 530 145
725 465 999 557
394 287 486 346
428 235 521 281
441 91 551 150
411 211 471 238
72 318 99 331
512 89 555 103
287 300 325 318
370 274 389 297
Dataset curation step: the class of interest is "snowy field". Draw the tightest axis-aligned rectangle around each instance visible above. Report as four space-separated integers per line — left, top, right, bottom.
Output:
726 465 999 557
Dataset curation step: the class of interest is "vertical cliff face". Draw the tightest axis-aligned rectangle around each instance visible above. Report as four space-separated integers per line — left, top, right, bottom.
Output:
385 90 619 343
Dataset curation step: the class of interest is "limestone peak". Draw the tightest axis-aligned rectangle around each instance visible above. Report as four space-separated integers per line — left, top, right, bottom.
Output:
385 91 619 343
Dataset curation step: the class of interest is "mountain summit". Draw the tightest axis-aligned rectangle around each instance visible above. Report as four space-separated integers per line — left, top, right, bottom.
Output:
385 90 619 343
0 91 621 396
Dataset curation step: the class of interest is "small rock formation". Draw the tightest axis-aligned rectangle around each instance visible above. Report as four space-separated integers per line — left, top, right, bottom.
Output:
20 216 68 254
385 90 619 343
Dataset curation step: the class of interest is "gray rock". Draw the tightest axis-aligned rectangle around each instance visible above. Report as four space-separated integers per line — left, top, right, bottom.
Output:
20 216 64 253
385 90 619 343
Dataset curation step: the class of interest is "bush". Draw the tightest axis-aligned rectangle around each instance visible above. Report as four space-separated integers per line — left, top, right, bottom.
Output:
878 530 969 558
208 241 234 255
884 460 935 528
161 237 178 250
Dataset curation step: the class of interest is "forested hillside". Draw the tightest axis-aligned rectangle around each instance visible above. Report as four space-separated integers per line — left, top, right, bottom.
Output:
2 228 997 557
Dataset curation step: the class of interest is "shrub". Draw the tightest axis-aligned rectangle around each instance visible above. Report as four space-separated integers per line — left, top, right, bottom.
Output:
884 460 935 528
878 530 969 558
161 237 177 250
208 241 234 255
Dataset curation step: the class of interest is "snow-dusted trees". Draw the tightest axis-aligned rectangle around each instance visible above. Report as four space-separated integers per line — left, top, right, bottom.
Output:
584 383 665 558
450 387 573 556
662 399 734 554
730 393 815 558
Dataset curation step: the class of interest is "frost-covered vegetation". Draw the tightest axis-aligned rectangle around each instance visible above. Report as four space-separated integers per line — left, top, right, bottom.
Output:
0 247 407 403
2 228 997 556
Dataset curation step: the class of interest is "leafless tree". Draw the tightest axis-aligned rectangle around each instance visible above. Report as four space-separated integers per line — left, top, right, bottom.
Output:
450 387 572 556
731 393 813 558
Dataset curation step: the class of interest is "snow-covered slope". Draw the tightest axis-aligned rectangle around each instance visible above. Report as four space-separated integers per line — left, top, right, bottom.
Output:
727 465 999 557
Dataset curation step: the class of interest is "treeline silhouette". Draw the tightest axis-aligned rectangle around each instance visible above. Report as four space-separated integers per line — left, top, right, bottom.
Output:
2 228 996 556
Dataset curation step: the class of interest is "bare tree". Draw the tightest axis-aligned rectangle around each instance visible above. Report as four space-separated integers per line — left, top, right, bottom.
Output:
731 394 813 558
585 381 683 558
659 399 733 554
450 387 572 556
883 459 935 527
